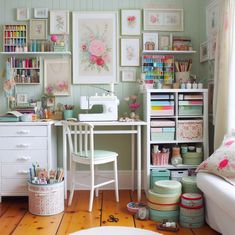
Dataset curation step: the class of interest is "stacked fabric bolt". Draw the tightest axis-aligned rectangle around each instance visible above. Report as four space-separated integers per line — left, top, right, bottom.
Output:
181 176 201 193
148 180 182 222
180 193 204 228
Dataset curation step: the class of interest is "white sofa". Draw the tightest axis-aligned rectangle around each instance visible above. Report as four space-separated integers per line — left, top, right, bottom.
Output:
197 172 235 235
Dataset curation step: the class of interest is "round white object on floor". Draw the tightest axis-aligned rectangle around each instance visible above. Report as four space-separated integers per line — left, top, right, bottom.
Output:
69 226 162 235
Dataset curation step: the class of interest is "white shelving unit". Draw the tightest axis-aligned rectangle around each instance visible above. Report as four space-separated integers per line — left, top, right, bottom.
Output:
143 89 208 192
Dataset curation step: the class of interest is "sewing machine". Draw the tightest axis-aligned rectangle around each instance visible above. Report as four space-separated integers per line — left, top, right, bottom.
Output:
78 93 119 121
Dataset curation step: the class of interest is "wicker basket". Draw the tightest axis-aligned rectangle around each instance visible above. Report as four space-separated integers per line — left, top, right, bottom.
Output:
152 152 169 165
28 181 64 216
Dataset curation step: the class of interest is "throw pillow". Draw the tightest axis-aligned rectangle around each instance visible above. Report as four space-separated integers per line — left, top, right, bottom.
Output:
196 136 235 185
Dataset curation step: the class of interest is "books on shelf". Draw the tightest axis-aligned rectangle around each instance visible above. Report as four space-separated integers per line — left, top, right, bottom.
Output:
0 111 22 122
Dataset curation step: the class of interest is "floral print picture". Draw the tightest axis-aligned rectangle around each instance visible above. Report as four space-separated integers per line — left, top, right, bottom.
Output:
143 9 184 31
73 12 117 84
121 9 141 35
121 38 140 66
50 10 69 34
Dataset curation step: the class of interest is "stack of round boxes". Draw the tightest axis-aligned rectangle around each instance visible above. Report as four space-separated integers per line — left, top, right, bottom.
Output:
181 176 201 193
147 180 182 222
180 193 204 228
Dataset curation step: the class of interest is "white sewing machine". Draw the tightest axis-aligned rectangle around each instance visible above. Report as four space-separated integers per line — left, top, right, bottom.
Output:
78 93 119 121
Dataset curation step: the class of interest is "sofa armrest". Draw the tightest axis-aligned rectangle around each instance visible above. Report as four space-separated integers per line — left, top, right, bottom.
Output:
197 172 235 219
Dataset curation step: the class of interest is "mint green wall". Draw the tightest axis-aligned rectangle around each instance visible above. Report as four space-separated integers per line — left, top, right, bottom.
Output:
0 0 207 169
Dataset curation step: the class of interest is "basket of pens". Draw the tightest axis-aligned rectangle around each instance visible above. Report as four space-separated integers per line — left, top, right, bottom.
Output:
28 164 64 216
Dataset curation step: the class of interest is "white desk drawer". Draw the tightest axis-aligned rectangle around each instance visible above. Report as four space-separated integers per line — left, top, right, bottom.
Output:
0 149 47 163
0 137 47 149
0 126 47 137
2 164 32 178
2 179 28 193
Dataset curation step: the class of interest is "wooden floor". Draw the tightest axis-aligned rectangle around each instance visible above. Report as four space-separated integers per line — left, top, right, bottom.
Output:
0 190 220 235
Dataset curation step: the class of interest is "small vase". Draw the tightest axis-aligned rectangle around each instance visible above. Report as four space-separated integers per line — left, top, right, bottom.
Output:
63 110 74 120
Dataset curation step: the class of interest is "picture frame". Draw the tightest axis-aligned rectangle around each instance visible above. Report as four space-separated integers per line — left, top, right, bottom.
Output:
209 36 216 60
121 38 140 67
16 93 28 105
200 40 209 62
121 69 136 82
30 19 47 40
158 34 172 50
34 8 48 19
46 96 56 107
50 10 69 34
16 8 29 21
143 8 184 31
143 32 158 51
72 11 118 84
206 0 219 37
121 9 141 36
44 58 71 96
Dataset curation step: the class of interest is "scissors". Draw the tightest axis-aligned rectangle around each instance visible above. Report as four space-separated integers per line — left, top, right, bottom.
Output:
107 215 119 222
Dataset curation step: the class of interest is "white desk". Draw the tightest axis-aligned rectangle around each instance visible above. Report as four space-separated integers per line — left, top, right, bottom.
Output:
58 121 146 202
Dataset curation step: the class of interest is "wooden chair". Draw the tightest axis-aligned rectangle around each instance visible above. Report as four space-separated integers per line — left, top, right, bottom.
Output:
64 121 119 212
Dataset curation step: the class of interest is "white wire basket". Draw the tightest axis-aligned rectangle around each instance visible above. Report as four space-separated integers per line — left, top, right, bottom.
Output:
28 181 64 216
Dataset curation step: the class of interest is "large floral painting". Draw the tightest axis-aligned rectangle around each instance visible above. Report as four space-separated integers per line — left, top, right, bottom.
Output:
73 12 118 84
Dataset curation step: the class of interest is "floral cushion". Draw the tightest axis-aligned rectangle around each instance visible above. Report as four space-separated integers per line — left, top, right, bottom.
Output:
196 137 235 185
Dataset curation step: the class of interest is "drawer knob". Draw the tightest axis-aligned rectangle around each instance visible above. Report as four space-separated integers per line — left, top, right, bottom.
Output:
16 130 30 135
18 170 29 174
17 156 31 161
16 144 30 148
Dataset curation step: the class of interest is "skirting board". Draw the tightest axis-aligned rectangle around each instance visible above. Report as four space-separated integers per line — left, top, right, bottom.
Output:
67 170 144 190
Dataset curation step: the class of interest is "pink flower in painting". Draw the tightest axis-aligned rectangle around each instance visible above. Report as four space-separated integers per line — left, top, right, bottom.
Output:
96 57 104 66
57 81 68 91
89 55 97 63
150 14 157 23
129 103 141 111
127 16 136 22
89 40 106 57
224 140 235 147
218 158 229 170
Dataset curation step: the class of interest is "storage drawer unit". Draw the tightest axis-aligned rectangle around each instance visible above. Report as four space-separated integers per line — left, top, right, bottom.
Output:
0 123 57 201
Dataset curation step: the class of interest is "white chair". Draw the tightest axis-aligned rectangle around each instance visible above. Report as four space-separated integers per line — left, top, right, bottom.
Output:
64 121 119 212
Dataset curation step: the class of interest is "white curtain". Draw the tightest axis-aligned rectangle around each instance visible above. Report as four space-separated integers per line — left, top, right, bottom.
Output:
213 0 235 149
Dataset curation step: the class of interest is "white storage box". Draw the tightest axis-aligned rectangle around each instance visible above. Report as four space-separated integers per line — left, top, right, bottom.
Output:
28 181 64 216
171 170 188 181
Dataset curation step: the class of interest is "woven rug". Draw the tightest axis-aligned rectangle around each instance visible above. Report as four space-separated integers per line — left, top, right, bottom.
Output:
69 226 162 235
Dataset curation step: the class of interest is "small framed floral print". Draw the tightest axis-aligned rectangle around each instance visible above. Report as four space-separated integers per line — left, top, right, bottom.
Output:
121 38 140 66
50 10 69 34
121 9 141 35
122 69 136 82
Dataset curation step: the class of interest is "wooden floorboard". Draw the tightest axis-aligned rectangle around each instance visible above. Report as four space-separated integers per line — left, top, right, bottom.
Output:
0 191 220 235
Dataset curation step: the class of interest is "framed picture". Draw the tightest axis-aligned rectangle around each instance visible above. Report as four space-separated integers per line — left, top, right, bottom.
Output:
143 9 184 31
30 19 47 40
121 38 140 67
143 32 158 51
206 0 219 37
16 8 29 21
122 69 136 82
209 36 216 60
46 96 55 107
200 41 209 62
16 93 28 105
158 34 172 50
121 9 141 35
34 8 48 18
72 11 118 84
44 58 71 96
50 10 69 34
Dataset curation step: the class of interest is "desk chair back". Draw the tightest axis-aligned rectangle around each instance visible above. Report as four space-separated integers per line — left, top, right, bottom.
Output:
63 121 119 211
